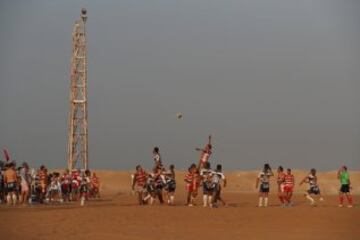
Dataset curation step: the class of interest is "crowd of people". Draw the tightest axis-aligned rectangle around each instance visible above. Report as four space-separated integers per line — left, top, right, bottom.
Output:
0 135 355 209
0 161 100 206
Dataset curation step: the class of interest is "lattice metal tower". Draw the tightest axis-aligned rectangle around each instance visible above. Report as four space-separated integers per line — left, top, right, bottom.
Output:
68 8 89 170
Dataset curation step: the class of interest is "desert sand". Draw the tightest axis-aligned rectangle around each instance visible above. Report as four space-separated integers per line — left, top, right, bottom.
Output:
1 170 359 240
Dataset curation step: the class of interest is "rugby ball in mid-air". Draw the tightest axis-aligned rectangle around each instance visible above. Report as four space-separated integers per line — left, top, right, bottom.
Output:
176 113 183 119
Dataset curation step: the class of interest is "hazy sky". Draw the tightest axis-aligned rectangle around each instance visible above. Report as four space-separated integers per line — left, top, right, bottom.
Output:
1 0 359 170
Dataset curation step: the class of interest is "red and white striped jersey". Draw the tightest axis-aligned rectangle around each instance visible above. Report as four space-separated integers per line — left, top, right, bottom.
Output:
134 170 147 187
200 150 212 163
184 172 193 184
284 174 294 186
277 172 286 185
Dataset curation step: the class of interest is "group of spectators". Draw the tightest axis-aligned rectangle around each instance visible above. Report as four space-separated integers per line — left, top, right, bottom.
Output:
0 161 100 206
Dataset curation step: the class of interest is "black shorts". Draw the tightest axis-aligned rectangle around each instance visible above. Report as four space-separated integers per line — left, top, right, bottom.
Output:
203 183 216 194
308 186 320 195
80 185 89 193
165 181 176 193
6 182 17 192
146 184 156 194
259 183 270 193
340 184 350 193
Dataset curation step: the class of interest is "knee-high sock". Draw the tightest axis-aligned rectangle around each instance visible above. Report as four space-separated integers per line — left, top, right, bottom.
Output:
339 195 344 204
190 195 195 205
203 195 208 207
264 197 268 207
346 195 353 204
258 197 263 207
12 194 17 205
208 196 213 207
170 195 174 204
6 194 11 204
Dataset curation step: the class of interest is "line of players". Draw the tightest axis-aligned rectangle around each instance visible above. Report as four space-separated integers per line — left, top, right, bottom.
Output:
256 164 353 208
0 162 100 206
133 136 354 208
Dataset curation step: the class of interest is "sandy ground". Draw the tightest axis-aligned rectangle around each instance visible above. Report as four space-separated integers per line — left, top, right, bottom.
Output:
1 170 359 240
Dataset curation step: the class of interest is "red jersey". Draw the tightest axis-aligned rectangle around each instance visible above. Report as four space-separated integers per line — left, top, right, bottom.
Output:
134 170 147 187
61 174 71 184
277 172 286 185
284 174 294 187
71 172 81 187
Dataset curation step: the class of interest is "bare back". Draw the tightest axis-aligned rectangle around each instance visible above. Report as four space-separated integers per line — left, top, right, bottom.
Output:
4 168 17 183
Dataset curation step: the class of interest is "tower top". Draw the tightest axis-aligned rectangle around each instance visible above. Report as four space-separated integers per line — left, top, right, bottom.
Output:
81 8 87 23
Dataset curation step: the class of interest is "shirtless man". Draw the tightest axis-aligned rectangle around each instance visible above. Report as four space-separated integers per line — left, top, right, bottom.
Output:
4 162 18 205
255 164 274 207
38 165 48 204
19 162 31 205
132 165 148 205
337 166 353 208
195 135 212 169
299 168 324 206
277 166 286 206
283 168 295 206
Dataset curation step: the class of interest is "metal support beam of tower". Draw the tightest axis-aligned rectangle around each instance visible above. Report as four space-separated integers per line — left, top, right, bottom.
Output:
68 8 89 171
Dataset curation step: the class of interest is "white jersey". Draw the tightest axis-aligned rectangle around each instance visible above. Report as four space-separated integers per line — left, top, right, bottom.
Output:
258 171 271 184
307 174 317 187
213 171 225 184
153 153 162 165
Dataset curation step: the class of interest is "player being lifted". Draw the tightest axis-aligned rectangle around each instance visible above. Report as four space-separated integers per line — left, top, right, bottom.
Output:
299 168 324 206
337 166 353 208
255 163 274 207
196 135 212 169
153 147 162 169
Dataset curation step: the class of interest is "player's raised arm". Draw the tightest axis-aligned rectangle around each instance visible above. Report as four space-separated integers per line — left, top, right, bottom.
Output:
337 167 342 179
268 168 274 177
